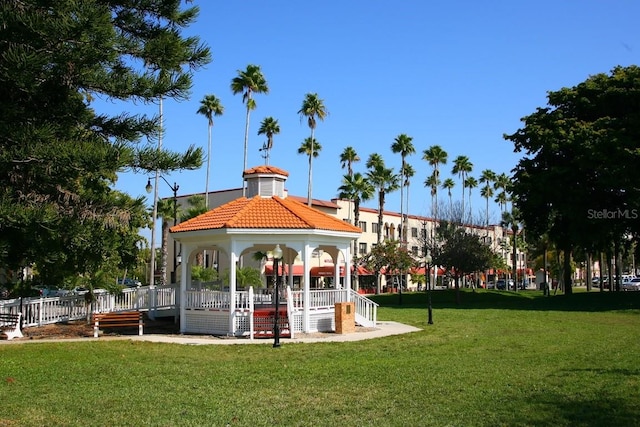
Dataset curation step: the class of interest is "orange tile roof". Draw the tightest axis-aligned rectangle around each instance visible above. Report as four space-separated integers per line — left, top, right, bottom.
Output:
243 165 289 177
171 195 362 234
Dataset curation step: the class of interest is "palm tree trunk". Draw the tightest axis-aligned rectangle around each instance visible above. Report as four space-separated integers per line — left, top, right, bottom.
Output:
160 219 169 286
205 123 212 208
242 105 251 196
307 129 315 206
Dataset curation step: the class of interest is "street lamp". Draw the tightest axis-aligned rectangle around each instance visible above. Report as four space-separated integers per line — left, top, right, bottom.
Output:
425 251 433 325
272 244 283 348
146 176 180 285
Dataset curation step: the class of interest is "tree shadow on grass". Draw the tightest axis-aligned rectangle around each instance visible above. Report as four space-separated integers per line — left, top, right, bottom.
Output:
371 289 640 312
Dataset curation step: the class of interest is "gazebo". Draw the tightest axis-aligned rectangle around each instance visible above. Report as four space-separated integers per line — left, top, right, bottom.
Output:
171 165 376 337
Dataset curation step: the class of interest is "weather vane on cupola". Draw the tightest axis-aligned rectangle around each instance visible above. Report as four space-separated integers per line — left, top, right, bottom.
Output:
257 116 280 166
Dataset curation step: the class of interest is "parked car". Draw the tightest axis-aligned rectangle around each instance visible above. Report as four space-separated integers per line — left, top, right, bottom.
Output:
117 278 141 288
622 277 640 291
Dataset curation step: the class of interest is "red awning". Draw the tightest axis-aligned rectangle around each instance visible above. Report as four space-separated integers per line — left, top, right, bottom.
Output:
353 265 374 275
264 265 304 276
310 266 345 277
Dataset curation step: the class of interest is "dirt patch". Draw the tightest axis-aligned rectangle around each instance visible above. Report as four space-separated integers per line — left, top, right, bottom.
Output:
14 316 180 341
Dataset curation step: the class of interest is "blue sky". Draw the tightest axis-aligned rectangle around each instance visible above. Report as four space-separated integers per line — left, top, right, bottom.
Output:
103 1 639 242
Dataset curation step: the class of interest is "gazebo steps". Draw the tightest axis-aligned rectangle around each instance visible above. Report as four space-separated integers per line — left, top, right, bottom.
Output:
253 308 291 338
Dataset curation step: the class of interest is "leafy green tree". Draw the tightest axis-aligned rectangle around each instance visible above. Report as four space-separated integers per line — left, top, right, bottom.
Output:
257 117 280 165
505 65 640 295
231 64 269 193
298 93 328 206
197 94 224 208
430 227 495 304
363 239 416 296
0 1 208 285
222 266 262 288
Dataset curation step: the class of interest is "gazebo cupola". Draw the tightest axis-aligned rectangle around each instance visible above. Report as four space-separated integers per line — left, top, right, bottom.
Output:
243 165 289 198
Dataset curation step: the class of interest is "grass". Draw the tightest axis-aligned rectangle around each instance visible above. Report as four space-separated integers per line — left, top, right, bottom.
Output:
1 289 639 427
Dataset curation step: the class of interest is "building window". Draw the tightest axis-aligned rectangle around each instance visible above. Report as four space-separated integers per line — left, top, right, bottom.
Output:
359 242 367 255
411 227 418 238
359 221 367 232
411 246 419 256
372 223 379 234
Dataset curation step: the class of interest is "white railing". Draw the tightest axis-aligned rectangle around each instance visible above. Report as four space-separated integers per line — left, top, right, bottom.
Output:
0 286 176 328
288 288 377 327
184 289 229 309
350 289 378 327
1 286 377 329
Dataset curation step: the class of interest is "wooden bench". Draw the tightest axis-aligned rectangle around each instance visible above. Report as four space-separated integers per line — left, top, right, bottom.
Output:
0 312 23 340
92 311 143 338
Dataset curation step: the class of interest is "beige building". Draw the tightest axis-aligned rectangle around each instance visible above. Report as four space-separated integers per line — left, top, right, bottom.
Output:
158 170 524 291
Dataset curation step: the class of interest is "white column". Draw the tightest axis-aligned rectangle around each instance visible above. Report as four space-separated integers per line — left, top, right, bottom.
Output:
228 249 238 336
179 243 191 333
302 244 311 333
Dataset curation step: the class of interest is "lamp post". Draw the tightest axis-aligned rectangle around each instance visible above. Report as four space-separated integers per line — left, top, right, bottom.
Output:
146 176 180 285
272 244 283 348
425 251 433 325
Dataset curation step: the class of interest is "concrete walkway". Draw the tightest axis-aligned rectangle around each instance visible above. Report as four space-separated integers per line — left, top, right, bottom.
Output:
2 321 422 346
130 321 422 345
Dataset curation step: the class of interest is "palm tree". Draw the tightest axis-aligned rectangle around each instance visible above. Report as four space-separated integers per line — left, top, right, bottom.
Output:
257 117 280 165
494 173 511 214
391 134 415 247
339 146 360 177
479 169 496 233
501 209 521 291
339 146 361 225
464 176 478 221
425 173 439 221
480 184 494 230
298 137 322 200
422 145 448 222
402 163 416 229
338 172 374 263
451 155 473 220
181 195 207 266
298 93 328 206
156 197 180 286
441 178 455 214
366 154 400 244
230 64 269 195
196 94 224 208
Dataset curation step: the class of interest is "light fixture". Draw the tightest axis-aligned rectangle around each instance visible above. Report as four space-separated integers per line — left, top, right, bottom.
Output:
425 250 433 325
145 178 153 194
176 253 182 265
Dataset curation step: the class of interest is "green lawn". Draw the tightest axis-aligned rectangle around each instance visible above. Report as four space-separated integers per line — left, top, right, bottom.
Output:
1 289 639 427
